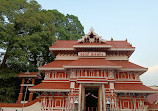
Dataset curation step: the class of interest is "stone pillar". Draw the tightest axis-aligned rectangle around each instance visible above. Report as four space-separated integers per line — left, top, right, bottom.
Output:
82 86 85 111
109 82 117 111
102 84 106 111
78 84 82 111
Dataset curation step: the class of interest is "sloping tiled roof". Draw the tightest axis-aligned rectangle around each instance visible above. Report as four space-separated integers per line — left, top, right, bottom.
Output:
29 82 70 91
50 40 134 49
148 93 158 104
50 40 77 48
38 60 74 69
106 41 134 48
115 83 156 93
111 60 147 70
18 72 38 76
64 58 122 68
148 103 158 110
18 72 41 78
38 59 147 71
74 42 108 46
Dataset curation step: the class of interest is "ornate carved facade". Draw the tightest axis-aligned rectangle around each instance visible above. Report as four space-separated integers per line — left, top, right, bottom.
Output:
0 28 158 111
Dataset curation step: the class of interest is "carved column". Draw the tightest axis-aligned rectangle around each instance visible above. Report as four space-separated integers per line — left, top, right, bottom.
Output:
102 84 106 111
78 84 82 111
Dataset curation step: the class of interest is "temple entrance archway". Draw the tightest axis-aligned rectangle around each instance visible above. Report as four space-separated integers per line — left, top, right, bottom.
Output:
85 88 99 111
80 84 105 111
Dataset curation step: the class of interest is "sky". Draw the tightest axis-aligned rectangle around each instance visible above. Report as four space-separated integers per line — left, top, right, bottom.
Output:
1 0 158 86
35 0 158 86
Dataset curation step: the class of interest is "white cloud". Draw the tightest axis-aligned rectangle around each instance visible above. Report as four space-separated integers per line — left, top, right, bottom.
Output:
141 65 158 86
147 65 158 73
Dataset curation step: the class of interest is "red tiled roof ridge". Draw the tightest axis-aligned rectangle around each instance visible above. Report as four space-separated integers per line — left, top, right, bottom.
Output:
53 40 129 42
64 58 120 67
124 61 147 69
128 61 148 69
50 40 134 49
29 82 70 90
148 103 158 109
74 42 107 45
18 72 38 75
115 83 155 91
110 60 147 69
107 40 128 42
148 93 158 104
38 60 74 68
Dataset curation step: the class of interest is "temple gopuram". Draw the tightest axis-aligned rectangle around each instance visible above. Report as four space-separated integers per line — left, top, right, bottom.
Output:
1 28 158 111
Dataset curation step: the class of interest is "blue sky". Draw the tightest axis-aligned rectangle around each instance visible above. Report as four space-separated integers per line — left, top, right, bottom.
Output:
36 0 158 86
1 0 158 86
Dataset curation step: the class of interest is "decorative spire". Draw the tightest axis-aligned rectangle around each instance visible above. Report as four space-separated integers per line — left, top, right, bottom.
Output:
25 62 30 74
78 27 106 43
111 37 113 41
25 70 30 74
90 27 94 32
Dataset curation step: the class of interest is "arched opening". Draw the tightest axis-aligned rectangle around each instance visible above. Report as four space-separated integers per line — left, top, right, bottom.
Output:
85 88 98 111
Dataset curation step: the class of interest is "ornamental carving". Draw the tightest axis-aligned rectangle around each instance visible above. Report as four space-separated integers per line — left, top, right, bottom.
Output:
78 27 106 43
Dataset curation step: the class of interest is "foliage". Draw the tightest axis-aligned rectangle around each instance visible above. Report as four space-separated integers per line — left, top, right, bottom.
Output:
0 0 84 103
48 10 84 40
0 0 56 70
0 68 20 103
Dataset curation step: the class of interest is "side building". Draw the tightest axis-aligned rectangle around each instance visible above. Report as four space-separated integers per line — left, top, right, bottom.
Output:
0 28 158 111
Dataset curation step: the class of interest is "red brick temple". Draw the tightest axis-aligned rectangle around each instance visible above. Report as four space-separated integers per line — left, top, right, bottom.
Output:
0 28 158 111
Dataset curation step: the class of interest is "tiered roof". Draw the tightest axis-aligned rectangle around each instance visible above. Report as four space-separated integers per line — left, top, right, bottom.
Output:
29 82 70 92
38 60 73 70
63 58 121 69
115 83 156 93
38 59 147 71
111 60 147 71
49 40 134 49
18 72 41 78
148 93 158 104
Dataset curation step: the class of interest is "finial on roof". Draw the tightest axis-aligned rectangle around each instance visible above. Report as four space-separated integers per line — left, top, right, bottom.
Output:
25 70 30 74
90 27 94 32
25 62 30 74
111 37 113 41
126 38 128 41
56 37 59 41
78 27 106 43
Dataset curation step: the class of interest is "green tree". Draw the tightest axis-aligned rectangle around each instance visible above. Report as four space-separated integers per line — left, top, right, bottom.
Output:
48 10 84 40
0 0 56 103
0 0 56 70
0 0 84 103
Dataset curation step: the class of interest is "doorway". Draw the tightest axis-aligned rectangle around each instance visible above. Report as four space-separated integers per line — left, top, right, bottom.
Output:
85 88 98 111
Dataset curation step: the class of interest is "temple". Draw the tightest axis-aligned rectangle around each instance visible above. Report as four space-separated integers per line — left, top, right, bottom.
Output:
1 28 158 111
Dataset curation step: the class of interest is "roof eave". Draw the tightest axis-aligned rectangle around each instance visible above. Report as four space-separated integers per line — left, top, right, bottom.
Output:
38 67 65 71
63 65 122 69
73 45 111 48
115 90 158 93
110 48 135 51
49 48 74 50
29 89 70 92
121 69 148 72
